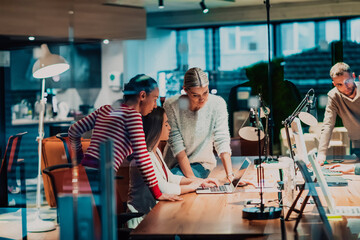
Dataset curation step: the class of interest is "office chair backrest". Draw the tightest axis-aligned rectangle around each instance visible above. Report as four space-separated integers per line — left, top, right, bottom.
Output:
43 164 101 239
0 132 27 207
43 164 93 202
56 133 73 163
230 137 265 156
41 135 91 207
115 164 130 214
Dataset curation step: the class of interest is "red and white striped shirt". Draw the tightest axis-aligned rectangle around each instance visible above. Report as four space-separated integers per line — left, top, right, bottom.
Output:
68 104 162 199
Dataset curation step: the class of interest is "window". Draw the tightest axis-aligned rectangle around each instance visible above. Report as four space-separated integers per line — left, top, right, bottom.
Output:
348 18 360 43
280 22 315 56
324 20 340 44
219 25 271 70
187 29 206 69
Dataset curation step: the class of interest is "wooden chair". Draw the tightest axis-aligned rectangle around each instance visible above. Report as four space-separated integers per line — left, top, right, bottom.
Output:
0 132 27 207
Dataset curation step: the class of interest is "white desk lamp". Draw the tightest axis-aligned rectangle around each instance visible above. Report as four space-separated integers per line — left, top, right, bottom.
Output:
28 44 70 232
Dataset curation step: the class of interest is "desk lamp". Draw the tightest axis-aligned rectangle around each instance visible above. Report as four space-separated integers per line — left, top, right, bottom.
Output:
259 94 271 161
282 88 318 160
239 108 282 220
28 44 70 232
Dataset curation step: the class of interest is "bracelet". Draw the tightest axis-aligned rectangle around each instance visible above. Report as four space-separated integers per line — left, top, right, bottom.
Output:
227 172 235 178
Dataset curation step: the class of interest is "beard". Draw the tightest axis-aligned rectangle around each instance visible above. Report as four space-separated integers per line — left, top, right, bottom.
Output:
343 84 356 97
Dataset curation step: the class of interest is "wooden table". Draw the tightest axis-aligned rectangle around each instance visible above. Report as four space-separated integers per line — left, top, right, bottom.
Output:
131 157 360 239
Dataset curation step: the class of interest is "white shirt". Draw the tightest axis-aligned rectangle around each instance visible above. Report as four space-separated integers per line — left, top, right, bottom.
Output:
127 148 183 228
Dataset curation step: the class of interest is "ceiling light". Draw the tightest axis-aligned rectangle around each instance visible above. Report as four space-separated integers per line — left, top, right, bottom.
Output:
28 36 35 41
159 0 164 9
200 0 209 14
103 39 110 44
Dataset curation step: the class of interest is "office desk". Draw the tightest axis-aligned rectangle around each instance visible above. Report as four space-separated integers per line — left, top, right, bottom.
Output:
132 157 284 239
131 157 360 240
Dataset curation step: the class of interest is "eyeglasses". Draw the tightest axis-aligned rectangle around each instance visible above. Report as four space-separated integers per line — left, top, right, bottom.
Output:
344 78 354 84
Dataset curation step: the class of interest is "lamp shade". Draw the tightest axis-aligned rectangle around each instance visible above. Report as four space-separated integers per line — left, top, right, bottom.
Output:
298 97 318 126
32 44 70 79
259 106 270 118
238 108 265 141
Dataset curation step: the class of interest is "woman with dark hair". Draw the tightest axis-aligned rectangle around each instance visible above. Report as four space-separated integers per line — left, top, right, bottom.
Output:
127 107 218 228
69 74 180 201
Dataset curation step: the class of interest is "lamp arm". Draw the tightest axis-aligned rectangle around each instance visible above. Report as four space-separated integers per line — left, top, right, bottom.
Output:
282 88 315 126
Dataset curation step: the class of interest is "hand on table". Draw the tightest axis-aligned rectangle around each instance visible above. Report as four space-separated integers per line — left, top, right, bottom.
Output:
240 180 256 187
328 164 355 174
316 154 327 166
200 178 219 188
227 173 235 183
157 193 183 201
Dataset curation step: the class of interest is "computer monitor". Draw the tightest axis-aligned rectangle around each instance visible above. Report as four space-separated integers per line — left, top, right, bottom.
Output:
290 117 336 213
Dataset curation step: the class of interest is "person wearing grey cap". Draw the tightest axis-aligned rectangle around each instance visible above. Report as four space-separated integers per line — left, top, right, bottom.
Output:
163 67 234 182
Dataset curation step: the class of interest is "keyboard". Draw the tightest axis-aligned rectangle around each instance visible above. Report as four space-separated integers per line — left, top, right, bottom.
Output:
209 185 230 193
334 206 360 216
321 167 343 176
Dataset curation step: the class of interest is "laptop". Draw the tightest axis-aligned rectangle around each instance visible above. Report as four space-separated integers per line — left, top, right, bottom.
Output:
307 148 348 187
196 157 251 194
295 160 333 238
306 152 360 216
290 118 347 187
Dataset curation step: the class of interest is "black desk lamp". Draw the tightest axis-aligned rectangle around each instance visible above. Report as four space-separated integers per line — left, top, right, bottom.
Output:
239 108 282 220
282 88 318 160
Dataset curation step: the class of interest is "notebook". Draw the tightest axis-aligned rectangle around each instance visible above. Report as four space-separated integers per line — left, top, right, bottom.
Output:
196 157 251 194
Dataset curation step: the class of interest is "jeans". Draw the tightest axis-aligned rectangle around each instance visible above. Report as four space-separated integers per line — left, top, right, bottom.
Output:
171 163 210 179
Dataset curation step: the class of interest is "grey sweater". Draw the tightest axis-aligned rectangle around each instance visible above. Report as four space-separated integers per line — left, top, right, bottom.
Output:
318 82 360 157
163 94 231 171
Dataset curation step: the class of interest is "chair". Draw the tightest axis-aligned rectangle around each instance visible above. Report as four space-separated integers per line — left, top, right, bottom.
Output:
279 127 319 156
0 132 28 240
42 134 142 239
41 134 91 207
309 123 351 155
280 124 350 156
230 137 265 156
56 133 73 163
0 132 27 207
43 163 102 239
